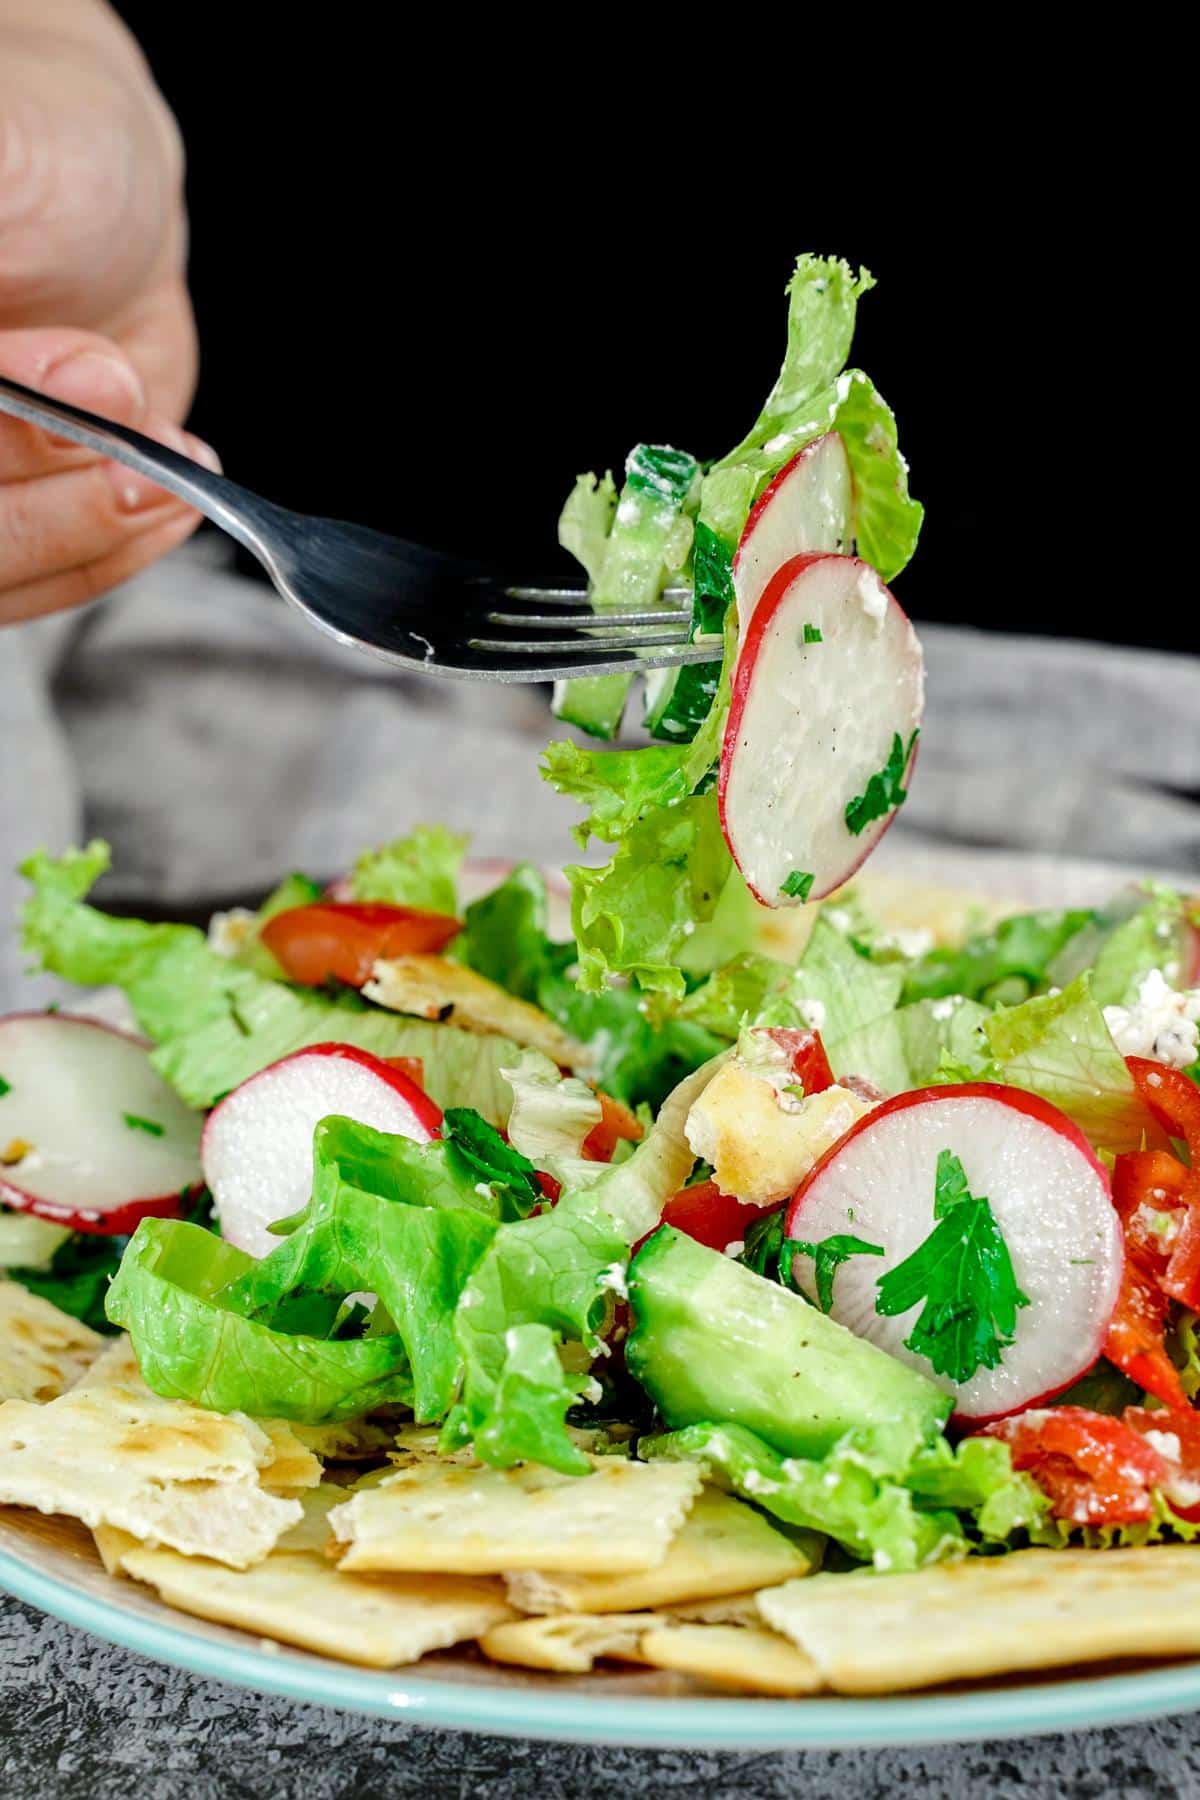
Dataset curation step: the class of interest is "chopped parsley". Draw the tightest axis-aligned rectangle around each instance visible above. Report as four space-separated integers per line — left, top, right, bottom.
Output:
784 1233 885 1313
875 1148 1029 1384
780 870 815 901
803 623 823 644
122 1113 165 1137
844 730 918 837
782 1082 806 1101
0 1075 9 1099
443 1106 542 1215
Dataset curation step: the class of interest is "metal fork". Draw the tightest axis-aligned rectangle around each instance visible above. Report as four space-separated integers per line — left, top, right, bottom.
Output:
0 375 709 682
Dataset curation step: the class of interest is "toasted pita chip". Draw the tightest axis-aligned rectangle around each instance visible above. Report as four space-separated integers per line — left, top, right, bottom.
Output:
330 1456 702 1574
479 1612 652 1674
365 957 586 1069
0 1385 300 1567
119 1538 514 1668
504 1489 811 1615
638 1623 822 1695
99 1482 344 1574
0 1281 103 1403
77 1333 320 1493
757 1546 1200 1694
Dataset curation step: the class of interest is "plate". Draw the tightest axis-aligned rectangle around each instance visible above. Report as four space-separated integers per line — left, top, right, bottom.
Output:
3 845 1199 1748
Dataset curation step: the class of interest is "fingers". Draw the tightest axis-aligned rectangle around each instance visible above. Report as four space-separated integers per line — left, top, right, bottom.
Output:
0 326 219 623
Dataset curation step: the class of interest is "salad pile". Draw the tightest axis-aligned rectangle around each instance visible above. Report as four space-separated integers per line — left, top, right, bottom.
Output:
3 257 1200 1692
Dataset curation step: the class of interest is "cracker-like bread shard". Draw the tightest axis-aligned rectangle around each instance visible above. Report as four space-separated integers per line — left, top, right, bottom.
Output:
638 1622 822 1695
329 1456 703 1574
0 1280 103 1403
758 1546 1200 1693
479 1613 652 1674
0 1385 300 1567
504 1489 813 1615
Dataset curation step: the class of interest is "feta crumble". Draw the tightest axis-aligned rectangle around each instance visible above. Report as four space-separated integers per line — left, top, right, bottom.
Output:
1103 969 1200 1070
853 568 888 631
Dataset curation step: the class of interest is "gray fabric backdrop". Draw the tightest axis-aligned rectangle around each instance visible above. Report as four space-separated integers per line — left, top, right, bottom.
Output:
1 536 1199 1794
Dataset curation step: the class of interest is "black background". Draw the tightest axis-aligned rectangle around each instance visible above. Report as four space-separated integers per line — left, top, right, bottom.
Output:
115 8 1184 652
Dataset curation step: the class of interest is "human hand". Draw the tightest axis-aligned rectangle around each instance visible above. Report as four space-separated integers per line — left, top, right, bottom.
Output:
0 0 217 624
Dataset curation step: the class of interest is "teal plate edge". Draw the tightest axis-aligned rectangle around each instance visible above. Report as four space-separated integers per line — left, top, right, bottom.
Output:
5 1543 1200 1749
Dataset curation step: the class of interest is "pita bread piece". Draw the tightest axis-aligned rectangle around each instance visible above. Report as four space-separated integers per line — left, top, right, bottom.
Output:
330 1456 702 1575
365 957 586 1069
638 1622 822 1696
504 1489 813 1615
0 1281 103 1403
0 1385 300 1567
119 1537 514 1668
480 1613 652 1674
758 1546 1200 1694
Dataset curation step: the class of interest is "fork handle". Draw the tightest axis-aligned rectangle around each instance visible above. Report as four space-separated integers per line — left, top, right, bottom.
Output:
0 373 281 559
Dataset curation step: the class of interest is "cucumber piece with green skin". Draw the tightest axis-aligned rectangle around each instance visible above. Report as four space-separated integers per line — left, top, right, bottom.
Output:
553 444 698 742
626 1225 950 1460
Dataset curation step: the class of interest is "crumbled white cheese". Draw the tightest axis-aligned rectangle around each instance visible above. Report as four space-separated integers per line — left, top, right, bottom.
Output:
797 998 827 1033
740 1468 781 1496
873 1550 893 1571
596 1262 629 1299
723 1240 745 1259
930 997 959 1022
879 928 935 958
579 1376 604 1404
206 907 257 959
1143 1429 1183 1464
615 496 640 526
1103 969 1200 1070
853 567 888 631
762 432 793 456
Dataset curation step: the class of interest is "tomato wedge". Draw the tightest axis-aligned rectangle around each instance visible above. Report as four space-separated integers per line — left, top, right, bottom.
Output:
978 1405 1170 1526
763 1027 835 1095
659 1179 776 1254
1104 1261 1191 1410
583 1092 644 1163
1125 1058 1200 1308
261 903 461 988
1123 1405 1200 1519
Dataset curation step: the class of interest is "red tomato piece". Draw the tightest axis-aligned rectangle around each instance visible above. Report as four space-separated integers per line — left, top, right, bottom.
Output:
261 903 461 988
1104 1261 1192 1411
583 1092 644 1163
978 1405 1170 1526
1125 1058 1200 1308
763 1027 835 1095
658 1180 776 1254
1123 1404 1200 1518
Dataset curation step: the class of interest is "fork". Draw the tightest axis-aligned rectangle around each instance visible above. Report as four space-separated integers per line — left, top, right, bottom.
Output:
0 375 712 682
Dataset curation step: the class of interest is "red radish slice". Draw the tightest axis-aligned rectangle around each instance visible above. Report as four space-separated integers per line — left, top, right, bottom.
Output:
202 1043 442 1259
784 1083 1122 1422
0 1013 202 1234
719 551 924 906
733 432 852 637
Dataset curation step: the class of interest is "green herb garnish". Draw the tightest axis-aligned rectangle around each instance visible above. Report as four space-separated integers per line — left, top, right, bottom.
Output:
875 1149 1029 1383
0 1075 10 1099
803 623 823 644
780 870 815 901
782 1083 806 1101
443 1106 542 1215
122 1113 164 1137
844 730 918 837
783 1233 885 1312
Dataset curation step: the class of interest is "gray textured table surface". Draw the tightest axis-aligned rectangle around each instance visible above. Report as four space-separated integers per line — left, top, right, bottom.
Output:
2 538 1199 1795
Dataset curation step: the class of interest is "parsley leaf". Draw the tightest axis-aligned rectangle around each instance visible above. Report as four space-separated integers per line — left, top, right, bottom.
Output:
803 623 823 644
783 1233 885 1312
875 1148 1029 1383
845 730 918 837
442 1107 542 1216
0 1074 10 1098
739 1208 786 1279
122 1112 164 1137
780 870 815 901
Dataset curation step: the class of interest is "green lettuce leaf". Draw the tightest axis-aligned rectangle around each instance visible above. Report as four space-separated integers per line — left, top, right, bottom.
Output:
445 1190 627 1475
220 872 323 980
218 1115 501 1421
642 1420 963 1571
557 470 617 585
903 1433 1049 1541
828 996 991 1094
501 1050 602 1170
772 914 904 1045
670 952 793 1040
350 825 466 913
106 1218 415 1420
901 909 1095 1006
442 1107 542 1217
1088 888 1195 1008
454 864 561 1002
566 792 731 998
983 973 1154 1153
535 963 726 1110
21 845 521 1119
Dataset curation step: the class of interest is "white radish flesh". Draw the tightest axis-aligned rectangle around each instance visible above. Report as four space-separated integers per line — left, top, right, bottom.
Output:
0 1013 202 1232
785 1084 1122 1421
719 552 924 906
202 1043 441 1260
734 432 852 637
